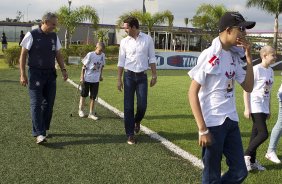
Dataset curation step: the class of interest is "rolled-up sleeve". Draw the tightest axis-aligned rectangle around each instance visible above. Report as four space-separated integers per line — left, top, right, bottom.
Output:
148 37 156 64
117 40 126 67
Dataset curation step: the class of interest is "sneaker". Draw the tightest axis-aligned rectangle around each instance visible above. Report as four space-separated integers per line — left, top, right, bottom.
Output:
244 156 252 171
36 135 47 144
265 152 281 164
88 113 98 120
127 136 136 145
251 160 266 171
78 110 85 117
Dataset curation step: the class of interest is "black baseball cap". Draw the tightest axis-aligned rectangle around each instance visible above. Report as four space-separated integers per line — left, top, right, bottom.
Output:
218 12 256 32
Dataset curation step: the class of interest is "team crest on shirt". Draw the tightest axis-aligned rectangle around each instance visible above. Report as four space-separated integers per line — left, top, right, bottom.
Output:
225 70 235 98
208 55 219 67
35 81 40 86
263 79 273 97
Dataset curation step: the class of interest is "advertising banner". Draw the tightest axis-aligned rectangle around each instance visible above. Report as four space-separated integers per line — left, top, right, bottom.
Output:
155 51 201 70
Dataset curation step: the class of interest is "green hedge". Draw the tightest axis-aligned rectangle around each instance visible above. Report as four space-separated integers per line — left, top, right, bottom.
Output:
3 44 119 67
3 46 21 67
61 45 119 65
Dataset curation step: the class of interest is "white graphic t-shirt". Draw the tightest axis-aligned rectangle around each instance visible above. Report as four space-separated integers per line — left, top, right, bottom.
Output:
188 49 246 127
250 64 274 114
82 52 105 83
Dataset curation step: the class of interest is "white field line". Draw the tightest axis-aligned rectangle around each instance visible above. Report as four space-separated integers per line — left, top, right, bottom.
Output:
67 78 204 169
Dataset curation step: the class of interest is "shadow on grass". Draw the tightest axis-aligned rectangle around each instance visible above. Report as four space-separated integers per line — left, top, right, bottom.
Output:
144 114 194 120
263 163 282 170
158 131 198 141
0 80 19 83
42 133 156 149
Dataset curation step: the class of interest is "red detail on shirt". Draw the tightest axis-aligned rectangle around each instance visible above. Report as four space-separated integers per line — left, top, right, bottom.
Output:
208 55 218 66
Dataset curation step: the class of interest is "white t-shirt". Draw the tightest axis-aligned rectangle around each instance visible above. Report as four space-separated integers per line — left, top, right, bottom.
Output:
82 51 105 83
188 49 246 127
250 64 274 114
20 32 62 51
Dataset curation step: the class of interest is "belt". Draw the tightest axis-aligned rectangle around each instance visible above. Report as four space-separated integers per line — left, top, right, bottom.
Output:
124 69 147 76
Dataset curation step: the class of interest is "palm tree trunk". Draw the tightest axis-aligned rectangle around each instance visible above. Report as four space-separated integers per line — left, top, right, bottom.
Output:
65 29 70 49
273 13 279 52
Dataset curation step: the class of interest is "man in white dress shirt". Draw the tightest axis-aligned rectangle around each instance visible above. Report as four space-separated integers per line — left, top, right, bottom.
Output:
117 16 157 144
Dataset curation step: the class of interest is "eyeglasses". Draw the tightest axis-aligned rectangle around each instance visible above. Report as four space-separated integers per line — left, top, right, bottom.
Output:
232 26 246 32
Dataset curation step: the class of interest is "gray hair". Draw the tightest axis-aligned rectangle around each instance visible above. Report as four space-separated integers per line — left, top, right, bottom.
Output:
42 12 57 23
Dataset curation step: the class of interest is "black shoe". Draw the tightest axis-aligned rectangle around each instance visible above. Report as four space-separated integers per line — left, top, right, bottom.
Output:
127 136 136 145
134 122 140 133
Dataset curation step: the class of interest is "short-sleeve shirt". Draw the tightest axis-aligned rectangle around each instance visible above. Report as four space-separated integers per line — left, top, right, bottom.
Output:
20 32 61 51
188 49 246 127
82 51 105 83
250 64 274 114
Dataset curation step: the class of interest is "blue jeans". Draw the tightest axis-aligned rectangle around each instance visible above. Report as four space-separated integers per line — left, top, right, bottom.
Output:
202 118 248 184
123 71 147 137
28 68 57 137
268 91 282 153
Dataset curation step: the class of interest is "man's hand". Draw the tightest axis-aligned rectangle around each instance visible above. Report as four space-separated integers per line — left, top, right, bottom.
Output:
117 79 123 92
20 74 28 87
61 69 68 81
150 76 157 87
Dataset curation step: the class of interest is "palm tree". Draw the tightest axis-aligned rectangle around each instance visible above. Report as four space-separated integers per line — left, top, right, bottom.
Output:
94 29 109 44
191 4 227 33
246 0 282 51
57 5 99 49
184 18 189 27
116 10 174 36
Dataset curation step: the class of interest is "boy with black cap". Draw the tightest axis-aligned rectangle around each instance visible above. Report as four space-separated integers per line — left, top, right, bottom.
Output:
188 12 256 183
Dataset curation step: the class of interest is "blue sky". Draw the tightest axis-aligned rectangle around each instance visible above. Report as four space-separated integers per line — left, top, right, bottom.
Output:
0 0 277 32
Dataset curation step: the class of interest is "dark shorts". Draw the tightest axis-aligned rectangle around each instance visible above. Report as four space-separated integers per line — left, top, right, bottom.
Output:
80 82 99 100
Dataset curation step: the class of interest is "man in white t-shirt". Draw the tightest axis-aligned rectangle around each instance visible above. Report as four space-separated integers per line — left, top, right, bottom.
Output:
78 42 105 120
188 12 255 184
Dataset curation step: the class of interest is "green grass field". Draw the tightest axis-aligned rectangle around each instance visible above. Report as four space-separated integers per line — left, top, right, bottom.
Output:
1 48 282 183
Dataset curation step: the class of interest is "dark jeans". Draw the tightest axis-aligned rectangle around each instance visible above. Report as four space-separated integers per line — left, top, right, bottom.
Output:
123 71 148 137
202 118 248 184
28 68 57 137
245 113 269 163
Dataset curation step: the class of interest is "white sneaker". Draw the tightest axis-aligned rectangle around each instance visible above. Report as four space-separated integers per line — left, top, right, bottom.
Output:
88 113 98 120
265 152 281 164
244 156 252 171
36 135 47 144
251 160 266 171
78 110 85 117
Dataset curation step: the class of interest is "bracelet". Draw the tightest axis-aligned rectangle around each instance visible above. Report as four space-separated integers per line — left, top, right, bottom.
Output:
199 129 209 136
152 76 157 79
61 68 67 72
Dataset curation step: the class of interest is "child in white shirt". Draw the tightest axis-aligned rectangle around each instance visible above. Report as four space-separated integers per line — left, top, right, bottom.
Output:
244 46 276 171
188 12 255 183
78 42 105 120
